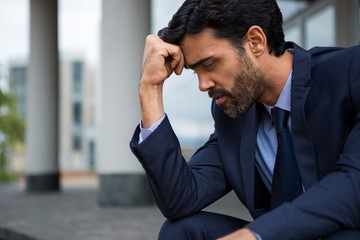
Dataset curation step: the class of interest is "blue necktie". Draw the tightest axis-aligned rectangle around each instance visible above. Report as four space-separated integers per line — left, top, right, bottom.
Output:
271 107 303 209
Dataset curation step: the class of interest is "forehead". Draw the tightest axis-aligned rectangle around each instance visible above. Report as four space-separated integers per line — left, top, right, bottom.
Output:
180 28 236 67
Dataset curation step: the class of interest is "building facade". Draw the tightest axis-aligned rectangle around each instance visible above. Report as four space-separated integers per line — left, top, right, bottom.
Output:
284 0 360 48
59 56 97 172
8 57 97 173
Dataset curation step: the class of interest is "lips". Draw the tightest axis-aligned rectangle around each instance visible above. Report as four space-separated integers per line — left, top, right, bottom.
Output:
215 96 225 105
210 93 225 105
208 88 229 106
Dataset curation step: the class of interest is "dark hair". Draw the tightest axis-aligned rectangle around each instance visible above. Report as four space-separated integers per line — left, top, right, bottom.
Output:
158 0 286 56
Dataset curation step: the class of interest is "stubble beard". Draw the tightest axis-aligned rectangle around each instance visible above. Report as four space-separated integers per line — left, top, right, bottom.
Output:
210 53 267 118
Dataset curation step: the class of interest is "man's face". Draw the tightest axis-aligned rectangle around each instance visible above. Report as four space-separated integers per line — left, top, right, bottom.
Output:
181 28 267 118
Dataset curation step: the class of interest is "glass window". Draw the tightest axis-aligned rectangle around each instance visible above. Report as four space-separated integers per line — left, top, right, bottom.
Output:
72 61 83 94
72 135 82 150
72 101 82 151
73 102 82 125
304 4 335 49
88 140 95 170
285 24 302 46
10 66 27 119
278 1 309 22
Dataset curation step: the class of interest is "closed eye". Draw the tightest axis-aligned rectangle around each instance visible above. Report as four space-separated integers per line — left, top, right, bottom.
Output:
202 62 214 71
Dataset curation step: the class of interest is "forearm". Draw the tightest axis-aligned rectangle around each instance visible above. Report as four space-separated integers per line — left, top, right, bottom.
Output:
139 81 165 128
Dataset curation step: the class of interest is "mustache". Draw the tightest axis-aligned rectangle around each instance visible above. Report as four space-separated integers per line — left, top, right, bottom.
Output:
208 87 232 99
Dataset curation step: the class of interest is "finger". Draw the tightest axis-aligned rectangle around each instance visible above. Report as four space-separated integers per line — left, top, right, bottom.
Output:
173 50 185 75
166 45 184 75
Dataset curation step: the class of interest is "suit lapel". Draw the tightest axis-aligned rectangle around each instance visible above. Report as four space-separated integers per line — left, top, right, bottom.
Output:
291 43 318 189
239 104 258 209
213 102 258 208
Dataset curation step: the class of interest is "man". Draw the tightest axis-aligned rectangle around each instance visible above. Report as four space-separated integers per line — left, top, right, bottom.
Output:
130 0 360 239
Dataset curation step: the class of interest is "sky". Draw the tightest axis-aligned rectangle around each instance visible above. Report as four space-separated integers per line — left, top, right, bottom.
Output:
59 0 101 62
0 0 100 63
0 0 28 62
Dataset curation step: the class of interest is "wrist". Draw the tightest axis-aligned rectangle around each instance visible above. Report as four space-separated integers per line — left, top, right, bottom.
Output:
139 81 163 98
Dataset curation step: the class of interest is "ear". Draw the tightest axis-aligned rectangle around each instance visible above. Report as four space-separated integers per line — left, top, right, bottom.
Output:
245 26 267 57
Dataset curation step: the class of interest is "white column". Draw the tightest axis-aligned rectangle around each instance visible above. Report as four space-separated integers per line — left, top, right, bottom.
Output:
333 0 359 47
26 0 59 192
98 0 152 205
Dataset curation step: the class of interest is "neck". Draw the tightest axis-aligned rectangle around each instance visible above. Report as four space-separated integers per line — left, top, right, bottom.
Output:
259 51 293 105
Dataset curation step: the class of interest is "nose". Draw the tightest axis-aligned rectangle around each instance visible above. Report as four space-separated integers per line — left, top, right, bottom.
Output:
198 74 215 92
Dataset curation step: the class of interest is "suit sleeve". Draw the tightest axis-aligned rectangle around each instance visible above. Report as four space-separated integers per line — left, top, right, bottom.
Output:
130 116 231 220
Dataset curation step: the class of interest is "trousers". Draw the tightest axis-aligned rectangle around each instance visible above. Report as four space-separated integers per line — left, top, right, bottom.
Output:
158 211 360 240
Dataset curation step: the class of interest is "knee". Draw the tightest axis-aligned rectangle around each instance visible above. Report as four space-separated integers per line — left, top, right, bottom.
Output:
158 211 247 240
158 216 202 240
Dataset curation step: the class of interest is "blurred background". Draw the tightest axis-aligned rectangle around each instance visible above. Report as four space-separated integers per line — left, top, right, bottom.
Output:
0 0 359 204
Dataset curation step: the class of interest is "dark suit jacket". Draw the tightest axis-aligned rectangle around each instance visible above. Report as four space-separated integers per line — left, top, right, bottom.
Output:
130 43 360 239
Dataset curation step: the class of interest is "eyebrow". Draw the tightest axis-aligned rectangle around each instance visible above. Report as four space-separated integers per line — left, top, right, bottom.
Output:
186 56 213 70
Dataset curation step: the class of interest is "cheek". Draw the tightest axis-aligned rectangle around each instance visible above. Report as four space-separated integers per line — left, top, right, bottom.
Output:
214 65 239 89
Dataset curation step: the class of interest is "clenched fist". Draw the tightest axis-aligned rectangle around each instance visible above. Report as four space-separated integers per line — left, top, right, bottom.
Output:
139 35 185 128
